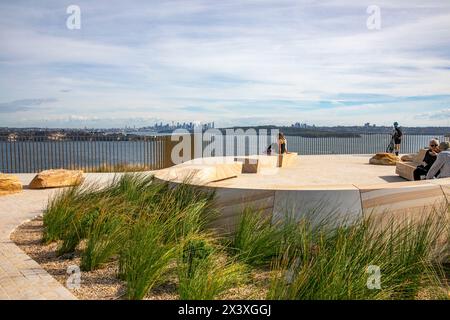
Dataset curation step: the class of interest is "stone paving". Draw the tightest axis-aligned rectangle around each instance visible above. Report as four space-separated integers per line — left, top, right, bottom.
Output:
0 173 119 300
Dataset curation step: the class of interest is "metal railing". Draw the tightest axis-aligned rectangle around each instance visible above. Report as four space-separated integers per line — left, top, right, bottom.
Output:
285 134 446 155
0 135 172 173
0 133 447 173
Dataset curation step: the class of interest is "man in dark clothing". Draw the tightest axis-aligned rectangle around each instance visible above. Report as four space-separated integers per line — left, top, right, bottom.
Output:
413 139 440 180
392 122 402 156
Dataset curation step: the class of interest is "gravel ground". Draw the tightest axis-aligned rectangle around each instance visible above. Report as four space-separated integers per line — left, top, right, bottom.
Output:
10 217 269 300
10 217 127 300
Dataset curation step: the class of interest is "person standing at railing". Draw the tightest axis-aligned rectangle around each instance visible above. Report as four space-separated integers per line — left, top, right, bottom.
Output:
392 122 403 156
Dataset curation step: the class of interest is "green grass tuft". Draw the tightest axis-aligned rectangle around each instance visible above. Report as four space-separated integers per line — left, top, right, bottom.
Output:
119 216 176 300
177 234 246 300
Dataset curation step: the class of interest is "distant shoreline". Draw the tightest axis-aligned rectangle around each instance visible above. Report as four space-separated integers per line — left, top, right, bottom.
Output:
2 125 450 139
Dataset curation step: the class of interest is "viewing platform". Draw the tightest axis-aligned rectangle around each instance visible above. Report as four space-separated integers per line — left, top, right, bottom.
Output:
155 154 450 233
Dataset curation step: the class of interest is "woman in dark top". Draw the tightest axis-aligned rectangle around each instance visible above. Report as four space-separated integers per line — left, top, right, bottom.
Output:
413 139 440 180
278 133 287 154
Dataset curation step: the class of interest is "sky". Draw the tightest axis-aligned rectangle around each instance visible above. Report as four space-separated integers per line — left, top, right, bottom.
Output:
1 0 450 128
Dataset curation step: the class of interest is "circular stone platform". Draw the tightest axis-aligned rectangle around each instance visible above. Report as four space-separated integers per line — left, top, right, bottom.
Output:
154 155 450 237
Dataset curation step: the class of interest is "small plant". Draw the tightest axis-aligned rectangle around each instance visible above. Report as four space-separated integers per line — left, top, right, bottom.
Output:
180 236 216 278
177 235 246 300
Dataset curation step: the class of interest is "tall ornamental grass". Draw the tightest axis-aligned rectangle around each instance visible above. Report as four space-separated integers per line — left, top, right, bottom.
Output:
43 173 218 299
119 216 176 300
80 206 128 271
42 173 449 300
267 211 448 300
229 208 282 266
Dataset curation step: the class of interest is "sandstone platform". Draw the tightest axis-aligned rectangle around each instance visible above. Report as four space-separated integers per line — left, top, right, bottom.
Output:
154 155 450 245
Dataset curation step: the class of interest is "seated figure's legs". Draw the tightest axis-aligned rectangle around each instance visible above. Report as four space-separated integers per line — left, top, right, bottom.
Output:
413 167 427 180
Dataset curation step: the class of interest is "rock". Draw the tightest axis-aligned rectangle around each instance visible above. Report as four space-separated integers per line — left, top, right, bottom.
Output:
369 153 399 166
29 169 84 189
155 162 242 185
0 174 23 196
401 154 416 162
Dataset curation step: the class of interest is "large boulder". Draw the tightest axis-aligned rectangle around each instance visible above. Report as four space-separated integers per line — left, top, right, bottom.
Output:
155 162 242 185
369 153 399 166
29 169 84 189
0 174 23 196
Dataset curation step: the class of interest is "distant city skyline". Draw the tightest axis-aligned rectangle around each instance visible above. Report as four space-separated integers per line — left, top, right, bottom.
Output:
1 0 450 128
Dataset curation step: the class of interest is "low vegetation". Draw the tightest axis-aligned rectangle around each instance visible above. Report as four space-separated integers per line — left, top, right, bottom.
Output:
42 173 449 300
267 215 449 300
83 162 153 173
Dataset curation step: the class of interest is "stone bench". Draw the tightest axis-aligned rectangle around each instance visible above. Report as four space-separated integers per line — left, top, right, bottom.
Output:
237 158 259 173
395 149 427 181
277 152 298 167
235 153 299 173
156 154 300 185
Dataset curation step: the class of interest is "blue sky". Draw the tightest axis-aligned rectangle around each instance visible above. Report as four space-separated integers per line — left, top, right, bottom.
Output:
1 0 450 128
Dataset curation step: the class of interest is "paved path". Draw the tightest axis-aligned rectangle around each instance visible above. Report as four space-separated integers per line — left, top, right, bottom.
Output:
0 173 120 300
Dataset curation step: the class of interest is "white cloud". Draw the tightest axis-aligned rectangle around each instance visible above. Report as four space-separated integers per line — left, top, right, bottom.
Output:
0 0 450 127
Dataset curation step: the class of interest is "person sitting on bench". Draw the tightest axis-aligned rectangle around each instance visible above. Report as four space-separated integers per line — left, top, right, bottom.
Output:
413 139 440 180
278 133 288 154
426 141 450 179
